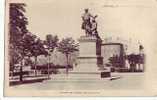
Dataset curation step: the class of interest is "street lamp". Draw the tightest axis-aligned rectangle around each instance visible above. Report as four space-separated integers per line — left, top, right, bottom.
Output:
43 45 51 79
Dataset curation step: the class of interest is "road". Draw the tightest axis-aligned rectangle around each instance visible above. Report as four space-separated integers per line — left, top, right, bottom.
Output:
11 72 145 90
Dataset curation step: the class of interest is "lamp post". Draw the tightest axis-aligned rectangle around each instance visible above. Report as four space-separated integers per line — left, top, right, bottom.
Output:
44 45 50 79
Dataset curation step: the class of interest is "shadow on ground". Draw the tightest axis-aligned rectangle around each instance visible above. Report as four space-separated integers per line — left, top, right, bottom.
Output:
10 77 49 86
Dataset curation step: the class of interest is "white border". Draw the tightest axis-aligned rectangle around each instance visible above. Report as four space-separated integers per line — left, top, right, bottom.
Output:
0 0 157 99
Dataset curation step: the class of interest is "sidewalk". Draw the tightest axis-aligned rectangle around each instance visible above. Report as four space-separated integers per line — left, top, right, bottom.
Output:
9 75 50 86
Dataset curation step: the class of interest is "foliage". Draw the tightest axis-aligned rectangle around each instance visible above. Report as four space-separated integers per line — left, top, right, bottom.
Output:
30 38 48 57
44 34 59 52
29 37 48 76
109 55 120 67
127 54 144 64
9 3 28 67
9 3 28 46
9 3 29 81
57 37 78 55
57 37 78 74
9 3 27 72
9 45 21 71
44 34 58 78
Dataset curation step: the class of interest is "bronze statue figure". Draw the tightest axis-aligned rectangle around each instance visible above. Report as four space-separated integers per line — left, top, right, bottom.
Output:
81 9 98 37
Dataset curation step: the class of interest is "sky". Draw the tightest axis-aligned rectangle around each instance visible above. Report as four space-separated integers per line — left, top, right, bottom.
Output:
21 0 157 41
9 0 157 53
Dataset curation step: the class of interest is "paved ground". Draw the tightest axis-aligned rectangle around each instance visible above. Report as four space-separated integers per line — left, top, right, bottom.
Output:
9 75 49 86
11 72 145 90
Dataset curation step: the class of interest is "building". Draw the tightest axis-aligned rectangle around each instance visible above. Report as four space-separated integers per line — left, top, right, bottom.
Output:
101 43 125 68
101 37 145 72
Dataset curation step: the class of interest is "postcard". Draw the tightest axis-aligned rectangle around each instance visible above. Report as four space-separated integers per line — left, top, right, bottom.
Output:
4 0 157 96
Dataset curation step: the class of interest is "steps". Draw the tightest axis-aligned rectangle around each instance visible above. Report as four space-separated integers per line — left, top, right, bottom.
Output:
48 73 111 82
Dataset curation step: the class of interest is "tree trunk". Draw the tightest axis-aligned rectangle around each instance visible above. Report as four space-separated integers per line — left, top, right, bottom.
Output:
19 58 24 82
48 53 50 79
11 57 14 79
66 54 69 75
34 56 37 76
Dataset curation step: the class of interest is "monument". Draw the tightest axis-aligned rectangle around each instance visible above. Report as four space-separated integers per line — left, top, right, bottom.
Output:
75 36 101 73
71 9 110 78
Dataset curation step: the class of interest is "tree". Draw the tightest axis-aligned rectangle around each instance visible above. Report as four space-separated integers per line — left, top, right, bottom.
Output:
127 54 142 71
9 44 21 72
18 33 38 81
9 3 28 81
30 38 48 76
9 3 28 44
44 34 58 78
57 37 78 75
109 55 120 68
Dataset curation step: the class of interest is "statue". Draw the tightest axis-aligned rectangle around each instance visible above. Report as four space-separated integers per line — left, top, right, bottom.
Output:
81 9 99 37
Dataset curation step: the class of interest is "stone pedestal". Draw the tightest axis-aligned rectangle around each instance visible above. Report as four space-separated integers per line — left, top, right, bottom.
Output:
70 36 103 78
78 36 99 72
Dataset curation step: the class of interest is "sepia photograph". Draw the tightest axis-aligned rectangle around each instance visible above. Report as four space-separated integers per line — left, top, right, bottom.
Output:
4 0 157 96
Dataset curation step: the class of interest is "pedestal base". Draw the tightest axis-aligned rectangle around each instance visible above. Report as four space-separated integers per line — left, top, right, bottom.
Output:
101 72 111 78
68 36 110 79
70 62 101 78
